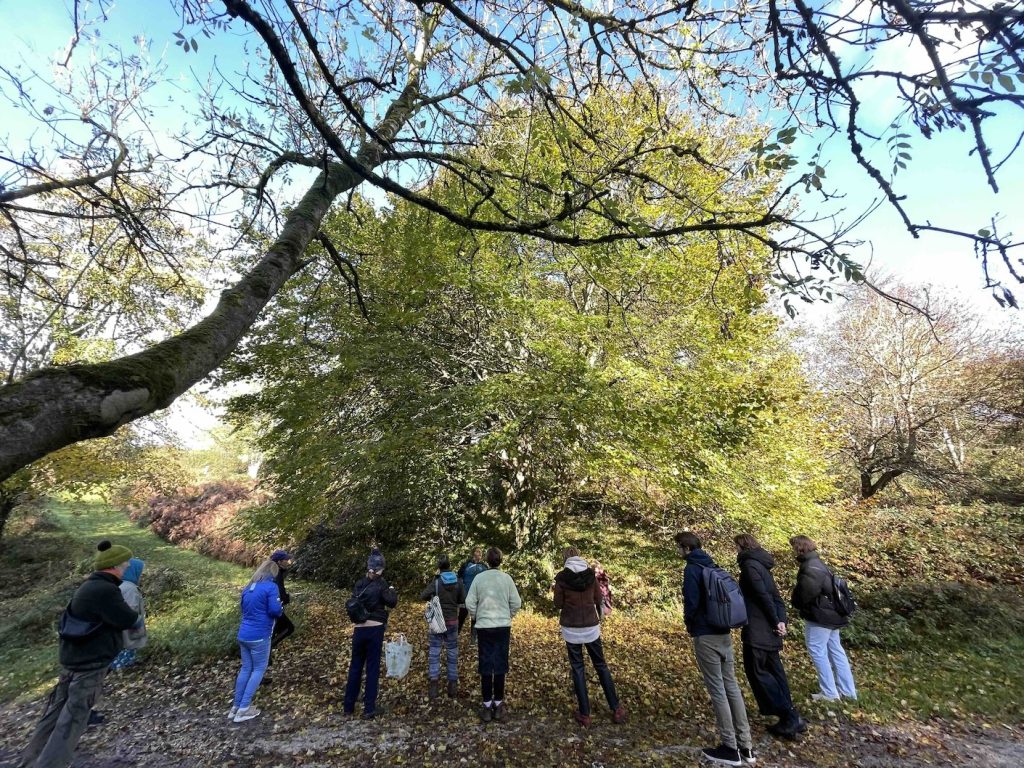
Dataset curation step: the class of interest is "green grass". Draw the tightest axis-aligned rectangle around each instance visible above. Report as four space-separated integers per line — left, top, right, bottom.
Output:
0 500 253 701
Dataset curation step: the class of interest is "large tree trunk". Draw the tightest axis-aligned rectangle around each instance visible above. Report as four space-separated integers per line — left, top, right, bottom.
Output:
860 468 904 498
0 165 358 483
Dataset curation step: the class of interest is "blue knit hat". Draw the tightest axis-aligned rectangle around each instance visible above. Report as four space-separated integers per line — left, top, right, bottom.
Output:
367 548 385 572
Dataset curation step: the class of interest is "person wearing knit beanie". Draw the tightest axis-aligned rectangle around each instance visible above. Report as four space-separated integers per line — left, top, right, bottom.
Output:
94 540 133 572
367 548 386 573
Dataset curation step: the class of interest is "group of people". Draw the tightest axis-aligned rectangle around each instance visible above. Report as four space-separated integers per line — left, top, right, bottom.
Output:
17 532 856 768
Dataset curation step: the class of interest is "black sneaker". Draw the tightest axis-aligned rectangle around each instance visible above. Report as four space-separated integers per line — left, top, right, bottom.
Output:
87 711 105 727
701 745 742 766
740 747 756 765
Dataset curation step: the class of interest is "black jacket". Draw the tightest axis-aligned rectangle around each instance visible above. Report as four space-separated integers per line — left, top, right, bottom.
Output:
352 575 398 624
791 552 848 629
419 573 465 623
275 568 291 606
737 548 788 651
60 572 140 671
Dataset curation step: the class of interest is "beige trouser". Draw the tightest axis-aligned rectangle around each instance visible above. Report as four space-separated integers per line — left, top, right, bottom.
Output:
693 634 752 751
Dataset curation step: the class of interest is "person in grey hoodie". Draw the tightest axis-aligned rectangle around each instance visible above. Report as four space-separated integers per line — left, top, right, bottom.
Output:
109 558 147 671
553 547 626 727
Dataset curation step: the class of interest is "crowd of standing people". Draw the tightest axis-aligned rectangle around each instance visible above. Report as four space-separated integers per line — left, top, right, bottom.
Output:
16 531 857 768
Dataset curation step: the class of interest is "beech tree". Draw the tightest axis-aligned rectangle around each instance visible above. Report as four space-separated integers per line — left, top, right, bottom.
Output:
2 0 1023 484
811 284 1016 498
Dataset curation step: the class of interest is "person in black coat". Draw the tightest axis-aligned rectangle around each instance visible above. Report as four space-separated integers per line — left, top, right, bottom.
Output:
343 548 398 719
734 534 805 739
20 540 140 768
790 535 857 702
269 550 295 664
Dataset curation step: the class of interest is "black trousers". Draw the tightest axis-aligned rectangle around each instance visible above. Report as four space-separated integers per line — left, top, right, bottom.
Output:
272 613 295 647
742 644 798 722
567 638 619 716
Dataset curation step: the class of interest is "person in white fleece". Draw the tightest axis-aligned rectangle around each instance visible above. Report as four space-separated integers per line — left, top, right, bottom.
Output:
552 546 627 728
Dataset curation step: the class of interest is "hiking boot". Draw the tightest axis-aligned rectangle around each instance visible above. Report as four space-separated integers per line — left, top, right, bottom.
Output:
428 680 439 701
233 706 261 723
87 711 105 727
740 747 757 765
361 711 376 720
492 702 505 722
701 745 742 767
479 704 493 723
573 710 591 727
767 721 798 740
611 705 627 724
447 679 458 699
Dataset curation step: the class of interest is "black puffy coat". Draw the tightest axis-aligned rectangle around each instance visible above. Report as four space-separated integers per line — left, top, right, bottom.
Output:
60 572 139 671
737 548 788 651
791 552 848 629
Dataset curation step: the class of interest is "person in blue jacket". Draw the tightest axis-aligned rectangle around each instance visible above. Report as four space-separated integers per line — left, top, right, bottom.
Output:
230 559 283 723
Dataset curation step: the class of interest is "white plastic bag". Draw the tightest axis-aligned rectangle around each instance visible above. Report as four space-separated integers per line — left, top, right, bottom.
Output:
385 633 413 679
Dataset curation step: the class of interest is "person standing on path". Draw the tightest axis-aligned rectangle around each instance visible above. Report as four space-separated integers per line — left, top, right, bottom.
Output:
267 549 295 675
676 531 755 767
734 534 805 739
465 547 521 723
420 554 465 700
789 535 857 702
553 547 626 727
109 557 147 671
344 548 398 719
18 540 140 768
230 559 284 723
457 547 488 641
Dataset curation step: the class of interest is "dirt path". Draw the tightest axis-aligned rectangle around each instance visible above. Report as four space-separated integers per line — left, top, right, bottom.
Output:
1 660 1021 768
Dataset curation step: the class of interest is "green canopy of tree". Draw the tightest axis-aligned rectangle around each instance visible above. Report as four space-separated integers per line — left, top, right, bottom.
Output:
225 101 831 574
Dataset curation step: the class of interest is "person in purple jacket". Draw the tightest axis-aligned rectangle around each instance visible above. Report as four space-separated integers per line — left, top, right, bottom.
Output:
229 559 283 723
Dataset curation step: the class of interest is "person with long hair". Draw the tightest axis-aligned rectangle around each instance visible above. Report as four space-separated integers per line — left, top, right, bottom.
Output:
733 534 805 739
553 547 626 727
230 559 283 723
789 535 857 702
343 548 398 719
465 547 522 723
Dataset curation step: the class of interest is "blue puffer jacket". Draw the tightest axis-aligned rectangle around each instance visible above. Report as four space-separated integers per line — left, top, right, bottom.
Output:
683 548 730 637
238 579 284 641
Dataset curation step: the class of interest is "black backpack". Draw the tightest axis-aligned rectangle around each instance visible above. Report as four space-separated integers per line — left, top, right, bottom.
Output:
830 572 857 617
345 583 370 623
701 566 748 629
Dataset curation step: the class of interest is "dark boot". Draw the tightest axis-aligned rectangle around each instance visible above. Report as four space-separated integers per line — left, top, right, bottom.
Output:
479 704 493 723
428 680 439 701
447 679 458 699
492 702 504 722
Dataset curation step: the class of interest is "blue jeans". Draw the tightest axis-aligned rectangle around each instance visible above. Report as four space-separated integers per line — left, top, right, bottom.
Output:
428 626 459 681
344 624 386 715
804 622 857 699
234 637 271 708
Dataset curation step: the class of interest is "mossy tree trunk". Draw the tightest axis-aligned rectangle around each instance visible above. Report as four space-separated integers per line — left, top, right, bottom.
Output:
0 165 359 484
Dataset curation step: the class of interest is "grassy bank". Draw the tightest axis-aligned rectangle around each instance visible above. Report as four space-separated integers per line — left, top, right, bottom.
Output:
0 500 256 700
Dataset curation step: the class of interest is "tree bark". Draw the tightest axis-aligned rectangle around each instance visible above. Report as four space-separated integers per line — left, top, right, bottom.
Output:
0 165 358 483
860 468 904 498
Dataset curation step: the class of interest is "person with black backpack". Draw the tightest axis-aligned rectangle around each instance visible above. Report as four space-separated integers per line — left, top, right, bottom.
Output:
343 548 398 719
676 532 754 767
419 554 464 700
789 535 857 702
734 534 806 740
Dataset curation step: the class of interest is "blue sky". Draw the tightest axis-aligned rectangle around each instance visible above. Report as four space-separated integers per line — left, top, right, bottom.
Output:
3 0 1021 312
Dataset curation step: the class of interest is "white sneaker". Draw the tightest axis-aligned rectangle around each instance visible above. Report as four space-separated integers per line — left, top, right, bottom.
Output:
811 693 840 702
227 706 238 720
233 706 261 722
